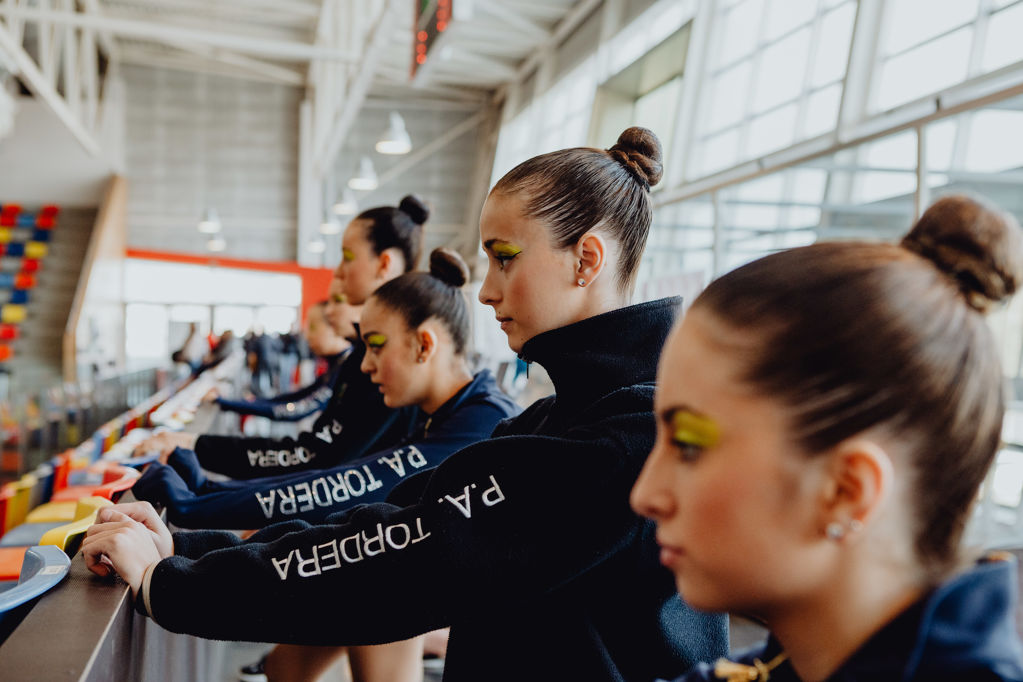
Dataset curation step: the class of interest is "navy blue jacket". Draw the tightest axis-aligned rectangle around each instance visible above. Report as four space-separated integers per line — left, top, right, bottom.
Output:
214 350 349 421
133 371 520 529
678 555 1023 682
194 339 417 479
138 299 728 681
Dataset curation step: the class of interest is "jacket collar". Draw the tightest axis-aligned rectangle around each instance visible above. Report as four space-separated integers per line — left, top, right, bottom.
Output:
760 555 1023 680
518 297 682 407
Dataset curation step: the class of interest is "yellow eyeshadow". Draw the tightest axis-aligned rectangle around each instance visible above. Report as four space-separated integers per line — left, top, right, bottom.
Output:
492 242 522 257
671 411 720 448
365 333 387 348
331 294 346 303
342 248 356 262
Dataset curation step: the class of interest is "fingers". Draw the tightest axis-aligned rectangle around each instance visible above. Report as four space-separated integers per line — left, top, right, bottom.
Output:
96 502 158 527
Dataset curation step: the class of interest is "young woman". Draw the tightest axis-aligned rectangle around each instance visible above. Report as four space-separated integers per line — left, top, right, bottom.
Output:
132 249 521 530
205 295 355 422
632 194 1023 682
84 128 728 682
136 195 430 478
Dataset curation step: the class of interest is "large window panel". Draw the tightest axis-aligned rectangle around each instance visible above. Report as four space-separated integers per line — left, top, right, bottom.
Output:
983 2 1023 72
752 28 812 112
881 0 979 56
875 28 973 111
690 0 856 180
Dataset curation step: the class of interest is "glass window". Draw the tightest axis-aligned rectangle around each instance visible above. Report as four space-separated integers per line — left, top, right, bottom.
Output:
690 0 856 179
125 304 169 362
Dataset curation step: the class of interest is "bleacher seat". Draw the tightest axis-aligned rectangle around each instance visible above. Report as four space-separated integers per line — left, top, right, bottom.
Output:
0 545 71 641
40 496 113 555
51 464 138 502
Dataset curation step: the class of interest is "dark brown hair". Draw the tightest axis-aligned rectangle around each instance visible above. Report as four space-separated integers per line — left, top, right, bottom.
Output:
491 127 663 293
357 194 429 272
371 248 471 354
693 194 1022 574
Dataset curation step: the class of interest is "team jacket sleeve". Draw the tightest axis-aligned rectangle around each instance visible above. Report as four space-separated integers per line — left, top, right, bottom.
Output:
141 392 654 645
192 390 415 480
137 402 511 530
213 370 336 421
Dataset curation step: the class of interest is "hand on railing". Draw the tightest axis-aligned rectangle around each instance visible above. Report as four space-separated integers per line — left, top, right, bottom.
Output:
133 431 199 463
82 506 170 595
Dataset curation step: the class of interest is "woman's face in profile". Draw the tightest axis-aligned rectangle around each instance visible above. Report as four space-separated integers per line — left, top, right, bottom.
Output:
335 220 381 306
630 307 832 616
477 192 581 353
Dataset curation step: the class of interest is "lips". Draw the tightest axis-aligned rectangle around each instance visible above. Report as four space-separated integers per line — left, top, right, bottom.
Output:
656 537 685 568
496 316 513 331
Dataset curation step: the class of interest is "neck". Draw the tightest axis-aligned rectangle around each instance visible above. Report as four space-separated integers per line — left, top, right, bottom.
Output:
421 361 474 415
575 285 629 324
768 552 929 681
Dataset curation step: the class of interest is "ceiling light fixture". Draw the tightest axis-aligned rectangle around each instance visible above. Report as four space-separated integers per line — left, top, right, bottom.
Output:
375 112 412 155
348 156 379 191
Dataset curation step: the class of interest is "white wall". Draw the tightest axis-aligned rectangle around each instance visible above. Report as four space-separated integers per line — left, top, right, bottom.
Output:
0 97 114 206
122 65 302 261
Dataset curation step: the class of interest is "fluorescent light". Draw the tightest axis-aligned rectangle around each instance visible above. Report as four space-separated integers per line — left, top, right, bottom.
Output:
375 111 412 155
348 156 378 191
206 237 226 252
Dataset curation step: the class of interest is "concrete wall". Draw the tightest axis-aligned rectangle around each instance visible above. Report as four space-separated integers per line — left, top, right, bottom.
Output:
122 65 302 261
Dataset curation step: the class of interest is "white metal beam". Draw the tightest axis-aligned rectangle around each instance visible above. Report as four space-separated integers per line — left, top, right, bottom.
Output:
0 19 101 155
0 5 356 62
314 0 399 175
82 0 120 61
118 45 302 86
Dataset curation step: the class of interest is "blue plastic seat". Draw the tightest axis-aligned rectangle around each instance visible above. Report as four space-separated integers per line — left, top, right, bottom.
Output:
0 545 70 642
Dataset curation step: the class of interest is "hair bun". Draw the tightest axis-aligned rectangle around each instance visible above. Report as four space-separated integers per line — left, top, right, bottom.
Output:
607 127 663 189
429 247 469 288
398 194 430 225
901 194 1023 313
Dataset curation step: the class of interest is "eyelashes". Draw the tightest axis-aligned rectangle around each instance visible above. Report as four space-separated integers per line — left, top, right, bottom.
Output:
491 242 522 270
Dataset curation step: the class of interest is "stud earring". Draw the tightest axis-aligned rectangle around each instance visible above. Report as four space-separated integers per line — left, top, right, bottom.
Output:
416 356 425 363
577 278 586 287
825 522 845 541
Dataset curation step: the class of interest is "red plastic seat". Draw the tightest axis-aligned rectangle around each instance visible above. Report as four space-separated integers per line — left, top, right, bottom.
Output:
50 465 138 502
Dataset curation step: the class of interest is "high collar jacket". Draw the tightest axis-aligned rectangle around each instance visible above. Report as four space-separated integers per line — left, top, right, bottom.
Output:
141 299 728 682
679 555 1023 681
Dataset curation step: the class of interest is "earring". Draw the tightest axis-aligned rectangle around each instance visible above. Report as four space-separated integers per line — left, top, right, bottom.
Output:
825 522 845 541
416 356 425 363
577 278 586 287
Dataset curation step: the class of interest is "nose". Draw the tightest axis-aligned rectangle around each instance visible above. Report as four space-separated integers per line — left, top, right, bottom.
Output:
630 446 675 522
334 261 345 279
360 352 374 376
478 263 499 307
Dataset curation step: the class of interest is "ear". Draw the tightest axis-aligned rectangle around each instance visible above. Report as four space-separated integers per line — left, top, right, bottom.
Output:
415 326 438 362
376 249 394 277
818 438 893 538
573 232 608 286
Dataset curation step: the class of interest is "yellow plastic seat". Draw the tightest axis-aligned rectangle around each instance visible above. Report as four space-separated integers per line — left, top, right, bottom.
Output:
0 304 25 324
26 500 79 523
39 497 113 555
3 475 37 531
24 242 47 259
